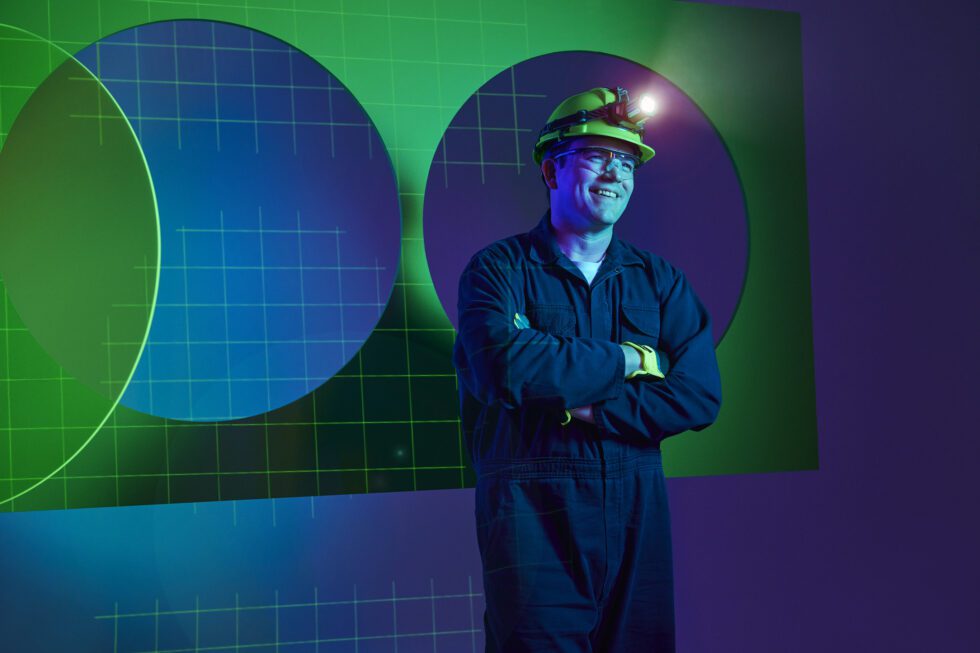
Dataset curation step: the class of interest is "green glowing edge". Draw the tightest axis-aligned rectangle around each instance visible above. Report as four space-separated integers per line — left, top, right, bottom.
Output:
0 22 161 506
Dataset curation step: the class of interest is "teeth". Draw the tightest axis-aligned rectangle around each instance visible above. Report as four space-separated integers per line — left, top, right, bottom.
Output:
593 189 617 198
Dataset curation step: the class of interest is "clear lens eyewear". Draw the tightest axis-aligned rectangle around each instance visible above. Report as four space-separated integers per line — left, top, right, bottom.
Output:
552 147 640 177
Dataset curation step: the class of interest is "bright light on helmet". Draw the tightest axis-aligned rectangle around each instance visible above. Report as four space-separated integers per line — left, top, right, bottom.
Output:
626 93 658 124
639 95 658 116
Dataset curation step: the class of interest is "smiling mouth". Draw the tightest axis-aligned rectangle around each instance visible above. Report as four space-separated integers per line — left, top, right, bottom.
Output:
591 188 618 199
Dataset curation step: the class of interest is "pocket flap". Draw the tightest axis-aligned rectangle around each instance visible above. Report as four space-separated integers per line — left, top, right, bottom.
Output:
621 303 660 336
527 304 576 336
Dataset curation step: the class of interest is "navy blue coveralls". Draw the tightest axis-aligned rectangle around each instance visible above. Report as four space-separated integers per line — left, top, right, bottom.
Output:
453 213 722 652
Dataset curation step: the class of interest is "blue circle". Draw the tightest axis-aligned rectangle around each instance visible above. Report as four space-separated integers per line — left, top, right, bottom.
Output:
76 21 401 421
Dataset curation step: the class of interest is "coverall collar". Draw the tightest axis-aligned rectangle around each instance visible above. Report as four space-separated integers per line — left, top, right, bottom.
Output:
528 211 644 269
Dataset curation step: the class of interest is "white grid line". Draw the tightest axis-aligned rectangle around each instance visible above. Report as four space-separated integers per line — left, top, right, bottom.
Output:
172 22 183 149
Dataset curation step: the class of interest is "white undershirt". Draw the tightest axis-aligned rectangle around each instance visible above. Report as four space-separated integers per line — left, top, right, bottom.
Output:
569 255 605 285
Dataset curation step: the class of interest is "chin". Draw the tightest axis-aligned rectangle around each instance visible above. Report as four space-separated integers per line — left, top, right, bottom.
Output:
591 211 623 226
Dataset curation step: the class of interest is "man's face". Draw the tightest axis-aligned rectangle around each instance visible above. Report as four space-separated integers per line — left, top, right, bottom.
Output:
544 136 637 230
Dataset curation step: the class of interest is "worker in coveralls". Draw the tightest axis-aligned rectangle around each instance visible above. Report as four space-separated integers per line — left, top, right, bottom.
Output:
453 87 722 652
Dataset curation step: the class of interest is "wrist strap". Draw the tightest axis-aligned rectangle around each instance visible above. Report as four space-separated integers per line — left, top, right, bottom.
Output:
622 341 666 380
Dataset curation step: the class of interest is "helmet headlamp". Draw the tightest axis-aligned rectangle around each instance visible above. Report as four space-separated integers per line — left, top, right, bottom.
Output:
538 87 655 144
533 86 657 166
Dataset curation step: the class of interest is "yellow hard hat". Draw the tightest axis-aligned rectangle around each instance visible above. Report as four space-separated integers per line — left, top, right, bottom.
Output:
533 86 656 166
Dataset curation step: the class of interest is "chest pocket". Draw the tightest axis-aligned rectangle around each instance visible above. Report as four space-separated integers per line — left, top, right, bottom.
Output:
620 303 660 347
527 303 576 337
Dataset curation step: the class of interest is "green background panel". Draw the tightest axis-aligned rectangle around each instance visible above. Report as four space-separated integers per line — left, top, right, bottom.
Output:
0 0 815 511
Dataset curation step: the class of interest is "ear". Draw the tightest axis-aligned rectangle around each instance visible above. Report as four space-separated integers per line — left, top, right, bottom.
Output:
541 159 559 190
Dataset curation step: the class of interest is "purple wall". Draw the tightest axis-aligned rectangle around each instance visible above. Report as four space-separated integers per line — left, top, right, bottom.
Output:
669 1 978 650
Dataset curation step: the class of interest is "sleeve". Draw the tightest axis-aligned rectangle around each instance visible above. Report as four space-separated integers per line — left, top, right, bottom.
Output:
592 269 722 443
452 251 625 411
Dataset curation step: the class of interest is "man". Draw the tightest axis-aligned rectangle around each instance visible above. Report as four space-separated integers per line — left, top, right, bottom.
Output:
453 87 722 652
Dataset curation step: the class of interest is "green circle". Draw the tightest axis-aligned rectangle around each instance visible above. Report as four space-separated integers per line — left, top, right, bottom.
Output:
0 25 160 507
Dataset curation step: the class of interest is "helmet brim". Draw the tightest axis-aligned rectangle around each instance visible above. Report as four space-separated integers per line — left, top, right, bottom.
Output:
534 125 655 167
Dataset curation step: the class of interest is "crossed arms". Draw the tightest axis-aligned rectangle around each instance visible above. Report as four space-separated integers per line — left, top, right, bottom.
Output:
453 251 722 443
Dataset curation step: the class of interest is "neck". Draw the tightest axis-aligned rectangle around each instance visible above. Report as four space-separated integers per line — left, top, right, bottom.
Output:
549 211 612 263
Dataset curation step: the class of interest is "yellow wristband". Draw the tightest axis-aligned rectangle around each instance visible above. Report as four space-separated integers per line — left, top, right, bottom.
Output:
622 341 666 380
560 410 572 426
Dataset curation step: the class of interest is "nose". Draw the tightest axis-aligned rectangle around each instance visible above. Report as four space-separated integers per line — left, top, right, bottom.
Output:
602 157 627 180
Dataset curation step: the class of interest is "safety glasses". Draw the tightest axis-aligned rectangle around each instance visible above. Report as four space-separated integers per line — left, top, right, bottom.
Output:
551 147 640 178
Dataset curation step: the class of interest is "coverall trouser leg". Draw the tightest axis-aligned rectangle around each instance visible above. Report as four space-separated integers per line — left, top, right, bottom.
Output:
476 451 674 652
